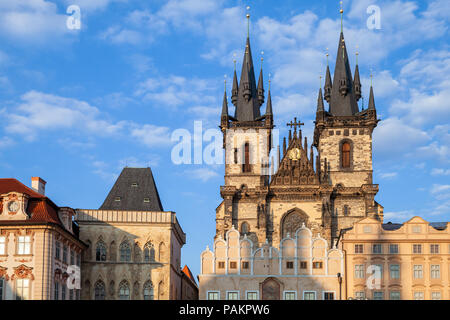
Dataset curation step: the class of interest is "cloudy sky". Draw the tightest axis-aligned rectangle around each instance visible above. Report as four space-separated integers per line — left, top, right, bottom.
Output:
0 0 449 277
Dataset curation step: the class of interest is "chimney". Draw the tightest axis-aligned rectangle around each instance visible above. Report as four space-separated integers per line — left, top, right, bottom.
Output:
31 177 46 195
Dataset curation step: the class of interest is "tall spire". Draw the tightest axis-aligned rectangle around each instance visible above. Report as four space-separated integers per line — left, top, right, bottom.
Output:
329 31 359 116
221 78 229 118
257 54 265 106
317 87 325 112
233 8 262 122
265 80 273 116
354 50 361 101
324 48 332 103
368 73 376 110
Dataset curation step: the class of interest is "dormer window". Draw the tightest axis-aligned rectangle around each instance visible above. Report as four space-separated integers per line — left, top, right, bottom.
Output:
114 197 121 202
131 183 138 187
144 198 150 203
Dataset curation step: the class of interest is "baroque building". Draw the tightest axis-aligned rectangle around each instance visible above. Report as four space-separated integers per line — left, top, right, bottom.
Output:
75 167 198 300
0 177 86 300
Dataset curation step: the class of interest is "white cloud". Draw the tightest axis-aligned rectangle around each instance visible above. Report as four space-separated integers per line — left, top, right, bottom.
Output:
185 167 219 182
383 210 415 222
431 168 450 176
378 172 398 179
373 117 430 156
0 0 74 44
99 26 145 45
130 124 172 147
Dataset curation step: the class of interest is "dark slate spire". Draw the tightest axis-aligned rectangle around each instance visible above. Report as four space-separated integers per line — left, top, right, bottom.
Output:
354 63 362 101
324 65 332 103
257 67 265 106
231 69 238 106
317 87 325 112
100 167 163 211
234 37 261 121
265 87 273 115
368 85 376 110
329 32 359 116
221 89 229 118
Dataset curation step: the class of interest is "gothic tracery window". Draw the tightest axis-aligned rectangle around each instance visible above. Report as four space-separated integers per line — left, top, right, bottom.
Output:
143 281 154 300
94 280 105 300
144 242 155 262
119 241 131 262
281 209 308 238
119 280 130 300
341 141 351 168
96 241 107 261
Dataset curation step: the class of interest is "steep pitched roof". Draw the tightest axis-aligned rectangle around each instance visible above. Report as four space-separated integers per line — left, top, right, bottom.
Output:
182 265 197 286
233 37 262 121
329 32 359 116
99 167 164 211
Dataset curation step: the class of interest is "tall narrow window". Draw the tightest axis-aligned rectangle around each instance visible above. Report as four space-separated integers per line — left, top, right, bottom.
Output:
16 279 30 300
342 141 351 168
94 281 106 300
120 241 131 262
119 281 130 300
18 236 31 255
96 241 107 261
0 237 5 255
0 278 4 300
243 143 251 173
144 242 155 262
143 281 154 300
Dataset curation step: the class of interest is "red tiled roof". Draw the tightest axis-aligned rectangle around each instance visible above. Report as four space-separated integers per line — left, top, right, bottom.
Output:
182 265 196 285
0 178 62 227
0 178 44 198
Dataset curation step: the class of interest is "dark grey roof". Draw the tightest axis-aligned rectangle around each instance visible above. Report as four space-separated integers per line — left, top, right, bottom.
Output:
316 87 324 112
233 37 262 122
368 85 376 110
430 222 448 230
329 32 359 116
99 167 164 211
381 222 403 231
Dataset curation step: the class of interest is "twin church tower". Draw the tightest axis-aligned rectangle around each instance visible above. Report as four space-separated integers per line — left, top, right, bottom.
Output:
216 13 382 250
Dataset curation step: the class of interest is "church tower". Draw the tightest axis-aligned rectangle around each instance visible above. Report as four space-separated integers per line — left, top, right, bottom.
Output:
217 12 274 244
313 22 383 243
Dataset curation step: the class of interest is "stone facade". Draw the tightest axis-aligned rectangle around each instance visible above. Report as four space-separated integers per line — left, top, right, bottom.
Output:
75 208 194 300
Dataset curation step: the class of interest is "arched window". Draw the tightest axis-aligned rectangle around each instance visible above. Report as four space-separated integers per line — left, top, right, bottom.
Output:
119 241 131 262
341 141 351 168
96 241 107 261
143 242 155 262
118 280 130 300
94 280 105 300
241 222 250 235
143 281 154 300
243 142 251 173
281 209 309 239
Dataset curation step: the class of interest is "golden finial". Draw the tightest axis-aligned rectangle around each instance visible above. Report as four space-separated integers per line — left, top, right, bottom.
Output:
340 1 344 32
233 52 237 70
261 51 264 62
319 74 323 88
326 48 329 65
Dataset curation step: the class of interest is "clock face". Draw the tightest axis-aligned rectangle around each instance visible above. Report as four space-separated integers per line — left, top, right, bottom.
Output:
8 201 19 212
288 148 301 161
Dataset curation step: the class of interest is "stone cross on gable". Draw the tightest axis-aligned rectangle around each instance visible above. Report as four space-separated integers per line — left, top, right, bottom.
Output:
286 117 304 133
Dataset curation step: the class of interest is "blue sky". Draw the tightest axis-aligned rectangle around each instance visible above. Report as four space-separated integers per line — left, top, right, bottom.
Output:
0 0 449 277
